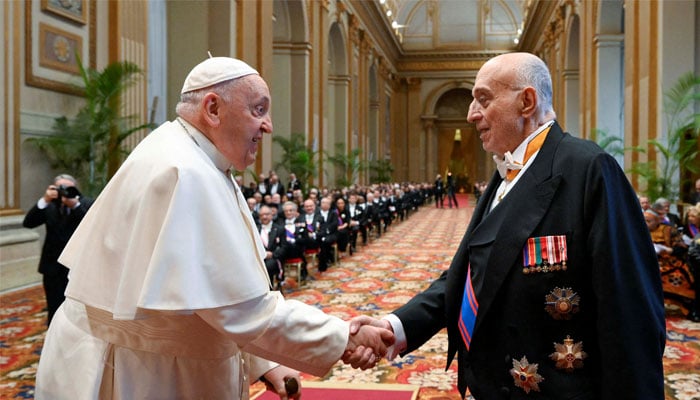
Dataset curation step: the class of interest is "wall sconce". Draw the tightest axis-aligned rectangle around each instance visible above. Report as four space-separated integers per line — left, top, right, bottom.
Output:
454 128 462 142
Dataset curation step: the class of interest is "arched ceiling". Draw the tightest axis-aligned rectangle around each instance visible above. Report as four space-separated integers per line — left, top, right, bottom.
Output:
377 0 527 54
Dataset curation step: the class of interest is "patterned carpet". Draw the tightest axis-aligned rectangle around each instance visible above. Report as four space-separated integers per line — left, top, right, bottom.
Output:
2 195 699 399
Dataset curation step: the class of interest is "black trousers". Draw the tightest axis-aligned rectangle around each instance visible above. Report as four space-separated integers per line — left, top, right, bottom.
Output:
42 266 69 325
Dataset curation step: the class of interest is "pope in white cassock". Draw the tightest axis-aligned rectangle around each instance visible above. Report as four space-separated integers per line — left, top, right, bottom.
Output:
34 57 393 400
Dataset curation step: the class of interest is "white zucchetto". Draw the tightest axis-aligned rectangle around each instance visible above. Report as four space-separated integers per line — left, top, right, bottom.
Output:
181 57 259 94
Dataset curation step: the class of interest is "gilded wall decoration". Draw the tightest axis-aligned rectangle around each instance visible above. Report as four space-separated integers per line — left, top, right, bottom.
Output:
25 0 95 95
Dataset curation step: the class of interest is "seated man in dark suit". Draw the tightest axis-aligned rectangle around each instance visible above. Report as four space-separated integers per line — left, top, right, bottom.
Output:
346 192 365 253
361 193 377 243
372 189 390 236
267 171 285 196
256 205 286 290
280 201 308 277
316 197 339 271
297 199 322 254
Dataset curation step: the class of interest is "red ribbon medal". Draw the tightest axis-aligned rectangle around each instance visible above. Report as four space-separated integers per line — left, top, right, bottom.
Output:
522 235 568 274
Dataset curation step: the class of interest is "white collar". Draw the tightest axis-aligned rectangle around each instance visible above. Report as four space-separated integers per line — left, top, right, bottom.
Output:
176 118 231 173
507 120 554 165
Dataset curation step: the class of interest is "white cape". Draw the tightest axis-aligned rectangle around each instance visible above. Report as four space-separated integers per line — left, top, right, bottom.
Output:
61 120 271 319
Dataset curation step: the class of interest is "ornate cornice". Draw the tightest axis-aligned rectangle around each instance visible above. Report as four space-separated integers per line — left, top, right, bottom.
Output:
348 1 401 63
335 0 347 23
348 13 361 47
518 0 559 52
398 59 486 72
400 76 422 87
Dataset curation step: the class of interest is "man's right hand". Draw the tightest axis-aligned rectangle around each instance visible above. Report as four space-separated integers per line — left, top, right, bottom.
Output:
43 185 59 203
342 316 394 370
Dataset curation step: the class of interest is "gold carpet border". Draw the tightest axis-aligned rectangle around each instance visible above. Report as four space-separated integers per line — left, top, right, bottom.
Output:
250 381 420 400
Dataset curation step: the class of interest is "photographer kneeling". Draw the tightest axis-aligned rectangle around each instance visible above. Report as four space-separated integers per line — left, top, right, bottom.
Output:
23 174 93 325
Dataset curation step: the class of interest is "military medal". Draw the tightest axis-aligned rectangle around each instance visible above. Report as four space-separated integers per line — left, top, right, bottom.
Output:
544 287 580 320
550 336 587 372
522 235 568 274
509 356 544 393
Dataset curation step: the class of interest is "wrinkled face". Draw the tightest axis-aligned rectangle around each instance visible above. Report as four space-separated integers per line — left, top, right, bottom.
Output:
644 212 659 230
467 61 526 156
259 206 272 225
639 197 650 210
215 75 272 171
303 200 316 214
644 213 659 231
283 206 297 219
320 198 331 211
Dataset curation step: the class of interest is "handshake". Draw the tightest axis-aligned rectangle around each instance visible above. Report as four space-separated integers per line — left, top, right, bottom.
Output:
341 316 395 370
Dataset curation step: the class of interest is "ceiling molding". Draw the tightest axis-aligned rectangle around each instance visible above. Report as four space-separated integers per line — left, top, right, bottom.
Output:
518 0 559 52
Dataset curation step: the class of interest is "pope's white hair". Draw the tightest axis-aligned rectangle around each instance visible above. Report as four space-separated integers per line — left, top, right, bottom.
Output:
175 78 243 117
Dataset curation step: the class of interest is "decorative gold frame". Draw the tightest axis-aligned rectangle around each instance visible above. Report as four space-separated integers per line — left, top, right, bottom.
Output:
38 22 82 75
25 0 95 95
41 0 87 25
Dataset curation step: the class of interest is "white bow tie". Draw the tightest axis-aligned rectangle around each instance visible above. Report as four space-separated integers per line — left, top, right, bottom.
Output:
493 151 523 179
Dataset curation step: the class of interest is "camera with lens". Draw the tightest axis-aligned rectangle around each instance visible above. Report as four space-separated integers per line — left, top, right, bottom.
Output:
56 185 81 199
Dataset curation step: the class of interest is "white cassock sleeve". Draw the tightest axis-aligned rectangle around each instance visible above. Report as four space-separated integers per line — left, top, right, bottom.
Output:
197 291 349 377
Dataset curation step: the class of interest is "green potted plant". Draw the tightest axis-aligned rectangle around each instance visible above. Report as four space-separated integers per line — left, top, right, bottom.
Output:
628 72 700 202
324 143 367 188
368 159 394 184
27 58 154 196
272 132 319 194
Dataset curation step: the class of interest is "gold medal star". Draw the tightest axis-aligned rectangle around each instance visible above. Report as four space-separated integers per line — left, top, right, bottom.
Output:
544 287 580 320
550 336 587 372
510 356 544 393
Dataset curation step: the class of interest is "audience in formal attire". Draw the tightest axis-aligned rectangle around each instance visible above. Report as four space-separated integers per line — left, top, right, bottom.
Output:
315 197 339 272
257 205 286 290
257 173 269 196
683 205 699 244
287 173 302 195
297 199 323 267
335 197 351 255
346 193 365 252
247 197 260 224
645 210 673 255
363 192 379 241
267 172 285 196
280 201 309 278
373 189 391 235
639 195 651 212
269 192 284 223
653 197 681 228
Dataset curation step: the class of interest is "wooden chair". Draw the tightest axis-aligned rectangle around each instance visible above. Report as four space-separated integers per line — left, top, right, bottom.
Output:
282 257 305 288
304 248 319 270
331 242 339 265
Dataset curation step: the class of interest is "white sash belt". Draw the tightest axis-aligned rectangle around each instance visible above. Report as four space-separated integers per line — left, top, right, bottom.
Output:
62 298 237 359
